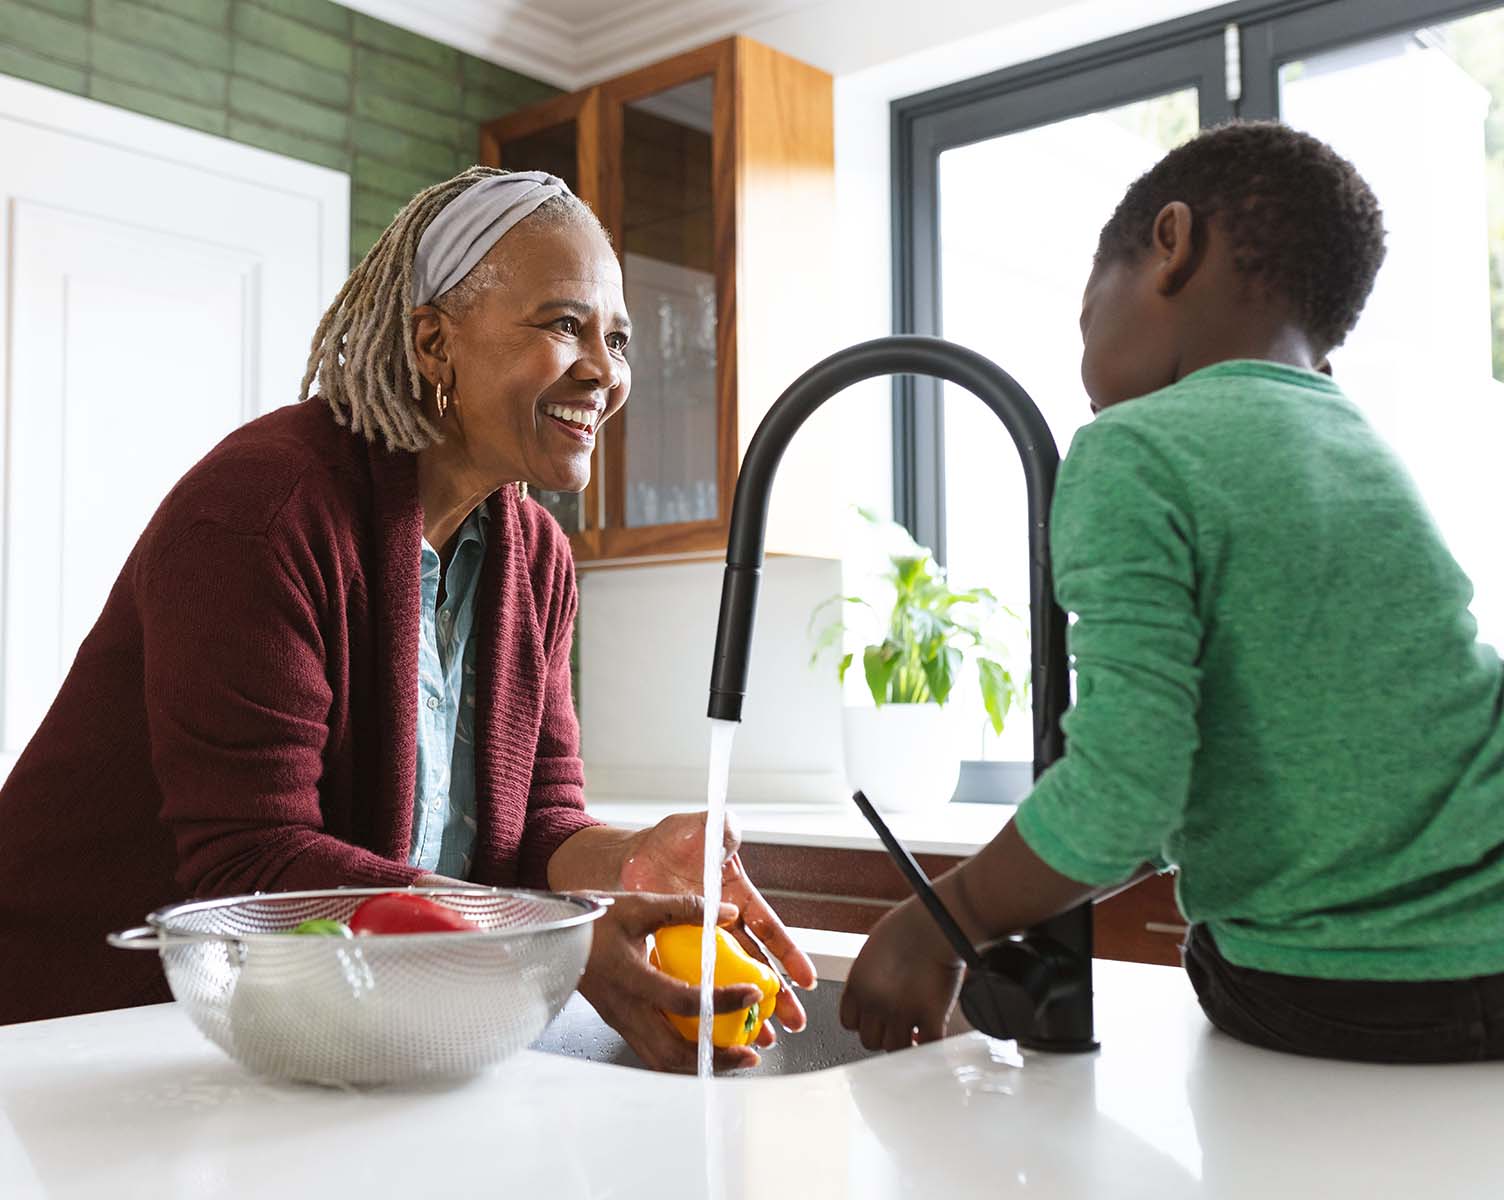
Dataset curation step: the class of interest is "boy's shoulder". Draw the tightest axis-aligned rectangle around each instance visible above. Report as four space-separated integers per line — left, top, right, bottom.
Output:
1143 359 1338 413
1082 359 1347 450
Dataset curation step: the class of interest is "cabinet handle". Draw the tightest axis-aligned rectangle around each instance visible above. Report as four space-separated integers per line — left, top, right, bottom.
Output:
1145 922 1190 936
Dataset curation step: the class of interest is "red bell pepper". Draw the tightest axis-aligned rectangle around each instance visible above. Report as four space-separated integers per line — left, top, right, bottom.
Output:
348 893 476 935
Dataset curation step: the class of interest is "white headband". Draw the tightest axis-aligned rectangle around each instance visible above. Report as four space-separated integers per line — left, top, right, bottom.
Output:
411 170 571 306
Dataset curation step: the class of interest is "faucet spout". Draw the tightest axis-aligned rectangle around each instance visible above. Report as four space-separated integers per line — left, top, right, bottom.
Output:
707 333 1096 1053
709 335 1064 780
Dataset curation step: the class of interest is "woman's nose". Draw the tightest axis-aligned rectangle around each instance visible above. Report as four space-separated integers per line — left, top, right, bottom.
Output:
572 334 622 391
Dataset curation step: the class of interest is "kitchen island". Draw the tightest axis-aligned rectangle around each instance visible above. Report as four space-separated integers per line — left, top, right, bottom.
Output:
2 953 1498 1198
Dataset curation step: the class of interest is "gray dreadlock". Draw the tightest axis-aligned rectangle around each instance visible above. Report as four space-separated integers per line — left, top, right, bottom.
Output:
299 165 603 453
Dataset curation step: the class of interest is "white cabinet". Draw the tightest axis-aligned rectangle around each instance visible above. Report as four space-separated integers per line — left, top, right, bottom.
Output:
0 76 348 775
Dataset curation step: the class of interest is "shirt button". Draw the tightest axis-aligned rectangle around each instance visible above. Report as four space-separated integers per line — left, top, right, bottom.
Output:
426 695 440 710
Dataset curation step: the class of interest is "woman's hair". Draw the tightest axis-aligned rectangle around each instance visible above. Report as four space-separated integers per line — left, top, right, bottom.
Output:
1095 121 1386 353
300 165 604 452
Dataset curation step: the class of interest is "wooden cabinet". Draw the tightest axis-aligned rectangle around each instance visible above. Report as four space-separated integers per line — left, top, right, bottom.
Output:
481 38 838 566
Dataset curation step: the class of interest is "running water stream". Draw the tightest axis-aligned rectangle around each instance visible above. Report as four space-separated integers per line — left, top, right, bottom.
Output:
698 718 738 1078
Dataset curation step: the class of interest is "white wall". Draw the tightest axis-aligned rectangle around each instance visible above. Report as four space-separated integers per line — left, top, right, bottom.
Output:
579 556 848 802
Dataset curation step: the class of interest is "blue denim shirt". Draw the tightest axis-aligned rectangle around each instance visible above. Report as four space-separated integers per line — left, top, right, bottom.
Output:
408 504 487 878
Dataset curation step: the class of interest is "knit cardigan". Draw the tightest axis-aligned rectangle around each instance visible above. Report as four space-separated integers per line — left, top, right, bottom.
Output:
0 400 598 1023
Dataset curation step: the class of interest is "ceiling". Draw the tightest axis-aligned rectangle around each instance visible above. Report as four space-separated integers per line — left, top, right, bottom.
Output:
337 0 826 90
332 0 1131 91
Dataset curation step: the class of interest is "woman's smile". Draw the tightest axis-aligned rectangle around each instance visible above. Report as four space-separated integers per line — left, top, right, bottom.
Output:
541 400 601 445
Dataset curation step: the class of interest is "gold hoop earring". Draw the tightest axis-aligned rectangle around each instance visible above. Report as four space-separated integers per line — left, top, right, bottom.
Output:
435 381 449 418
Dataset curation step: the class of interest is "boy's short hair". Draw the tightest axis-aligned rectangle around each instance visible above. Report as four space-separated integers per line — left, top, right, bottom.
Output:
1096 121 1386 352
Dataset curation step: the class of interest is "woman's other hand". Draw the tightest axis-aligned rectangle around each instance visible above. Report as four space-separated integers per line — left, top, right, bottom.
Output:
839 897 965 1052
618 811 817 1040
577 892 764 1073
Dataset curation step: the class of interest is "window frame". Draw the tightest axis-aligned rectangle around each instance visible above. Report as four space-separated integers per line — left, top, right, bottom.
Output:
891 0 1504 801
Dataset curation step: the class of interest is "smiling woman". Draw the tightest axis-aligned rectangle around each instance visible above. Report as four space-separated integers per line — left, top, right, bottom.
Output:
0 166 813 1070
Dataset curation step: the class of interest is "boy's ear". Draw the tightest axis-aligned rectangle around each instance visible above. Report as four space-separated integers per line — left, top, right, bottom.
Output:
1151 201 1199 298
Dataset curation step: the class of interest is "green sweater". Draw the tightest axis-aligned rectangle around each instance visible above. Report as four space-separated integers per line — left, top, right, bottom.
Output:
1014 360 1504 981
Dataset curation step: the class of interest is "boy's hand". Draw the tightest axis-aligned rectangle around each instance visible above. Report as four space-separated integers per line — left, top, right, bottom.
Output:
839 823 1117 1054
839 897 965 1052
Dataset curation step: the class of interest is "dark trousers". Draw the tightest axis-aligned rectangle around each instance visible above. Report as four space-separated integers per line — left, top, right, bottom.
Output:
1183 924 1504 1063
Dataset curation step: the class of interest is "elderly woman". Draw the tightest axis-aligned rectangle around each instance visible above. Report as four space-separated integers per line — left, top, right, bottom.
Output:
0 167 813 1070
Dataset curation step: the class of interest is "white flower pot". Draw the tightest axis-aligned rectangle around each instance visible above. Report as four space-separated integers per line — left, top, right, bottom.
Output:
842 704 962 814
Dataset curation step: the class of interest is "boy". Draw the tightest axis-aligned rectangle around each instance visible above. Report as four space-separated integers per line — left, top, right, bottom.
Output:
841 121 1504 1062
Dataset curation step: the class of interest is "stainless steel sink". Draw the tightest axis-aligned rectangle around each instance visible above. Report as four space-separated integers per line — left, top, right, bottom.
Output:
532 981 880 1075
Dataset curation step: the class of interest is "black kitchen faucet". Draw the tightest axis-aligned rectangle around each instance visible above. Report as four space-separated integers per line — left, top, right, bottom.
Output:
707 335 1097 1053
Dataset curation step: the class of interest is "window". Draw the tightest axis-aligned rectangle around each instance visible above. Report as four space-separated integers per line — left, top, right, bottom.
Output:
1264 6 1504 649
895 0 1504 795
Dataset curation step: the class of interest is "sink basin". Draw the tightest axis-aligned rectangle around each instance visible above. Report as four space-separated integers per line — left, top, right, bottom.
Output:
532 981 881 1075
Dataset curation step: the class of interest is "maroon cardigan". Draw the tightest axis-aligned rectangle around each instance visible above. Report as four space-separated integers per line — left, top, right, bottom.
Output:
0 400 597 1023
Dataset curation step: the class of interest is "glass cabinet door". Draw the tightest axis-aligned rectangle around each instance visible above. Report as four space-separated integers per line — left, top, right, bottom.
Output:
613 76 720 530
497 120 579 192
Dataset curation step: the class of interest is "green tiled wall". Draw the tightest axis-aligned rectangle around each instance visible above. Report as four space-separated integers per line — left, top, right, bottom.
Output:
0 0 558 264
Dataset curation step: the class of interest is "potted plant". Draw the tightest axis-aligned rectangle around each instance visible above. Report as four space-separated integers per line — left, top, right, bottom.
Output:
810 515 1027 813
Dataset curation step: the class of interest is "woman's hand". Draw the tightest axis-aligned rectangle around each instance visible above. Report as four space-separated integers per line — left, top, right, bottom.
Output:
576 892 766 1073
617 811 817 1041
839 897 965 1052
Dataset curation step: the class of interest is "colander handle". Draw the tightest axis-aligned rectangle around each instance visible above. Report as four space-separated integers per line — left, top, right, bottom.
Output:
106 925 233 950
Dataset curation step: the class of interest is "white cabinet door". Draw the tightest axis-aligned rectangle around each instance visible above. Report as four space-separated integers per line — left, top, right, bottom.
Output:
0 76 348 775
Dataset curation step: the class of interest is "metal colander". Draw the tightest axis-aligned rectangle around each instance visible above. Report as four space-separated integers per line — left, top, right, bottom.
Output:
108 887 606 1086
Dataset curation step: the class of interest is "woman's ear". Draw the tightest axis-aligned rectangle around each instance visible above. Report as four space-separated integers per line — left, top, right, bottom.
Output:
1151 201 1199 297
410 304 452 393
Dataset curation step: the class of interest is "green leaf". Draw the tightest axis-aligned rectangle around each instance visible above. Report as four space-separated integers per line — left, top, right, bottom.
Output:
807 593 868 635
923 645 963 706
891 554 931 593
837 652 853 683
978 657 1014 735
932 587 993 616
863 642 900 706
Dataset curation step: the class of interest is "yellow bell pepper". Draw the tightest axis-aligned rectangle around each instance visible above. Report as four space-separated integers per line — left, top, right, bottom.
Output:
650 924 780 1047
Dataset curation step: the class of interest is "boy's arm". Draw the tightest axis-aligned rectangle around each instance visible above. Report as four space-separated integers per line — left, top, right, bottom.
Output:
838 828 1159 1050
916 415 1198 937
1009 416 1203 887
840 418 1201 1050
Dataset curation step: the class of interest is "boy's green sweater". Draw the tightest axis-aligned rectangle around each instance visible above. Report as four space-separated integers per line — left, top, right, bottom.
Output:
1014 360 1504 981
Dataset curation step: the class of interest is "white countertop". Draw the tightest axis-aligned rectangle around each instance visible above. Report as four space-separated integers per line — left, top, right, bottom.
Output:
4 953 1500 1199
587 798 1014 855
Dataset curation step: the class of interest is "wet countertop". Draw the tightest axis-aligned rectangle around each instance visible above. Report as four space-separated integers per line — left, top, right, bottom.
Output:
3 955 1500 1199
